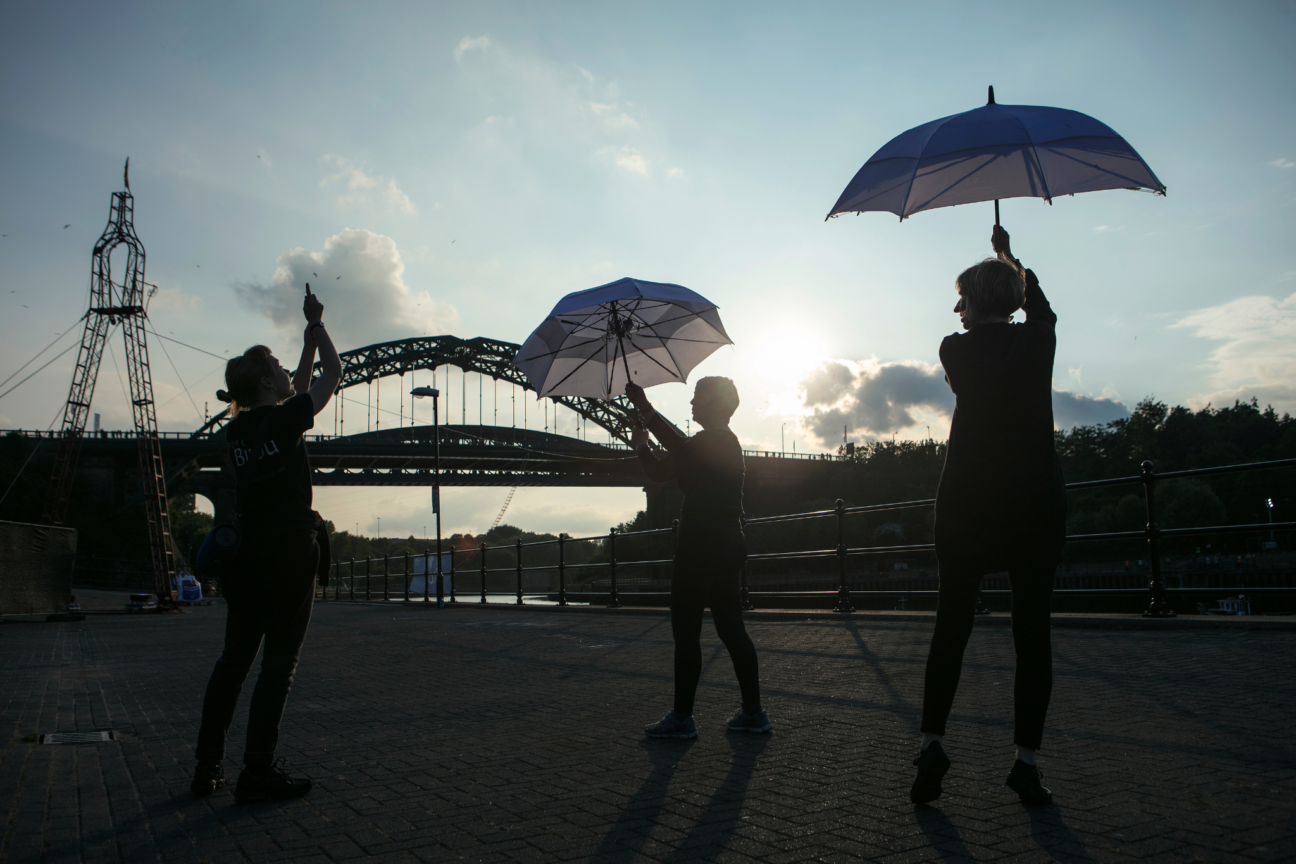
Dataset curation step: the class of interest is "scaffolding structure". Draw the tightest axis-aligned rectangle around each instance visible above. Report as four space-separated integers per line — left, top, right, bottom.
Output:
42 159 176 603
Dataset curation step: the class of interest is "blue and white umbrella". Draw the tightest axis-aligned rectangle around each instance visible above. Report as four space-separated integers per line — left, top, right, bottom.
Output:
513 277 732 401
828 86 1165 223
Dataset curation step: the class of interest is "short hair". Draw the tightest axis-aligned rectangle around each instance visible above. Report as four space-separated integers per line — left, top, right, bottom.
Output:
956 258 1024 317
695 376 740 421
216 345 277 417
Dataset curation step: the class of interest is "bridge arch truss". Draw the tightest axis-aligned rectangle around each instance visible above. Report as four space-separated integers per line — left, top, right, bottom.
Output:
191 335 639 443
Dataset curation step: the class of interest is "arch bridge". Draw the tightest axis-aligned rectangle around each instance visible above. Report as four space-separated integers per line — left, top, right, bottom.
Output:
191 335 641 444
7 335 846 522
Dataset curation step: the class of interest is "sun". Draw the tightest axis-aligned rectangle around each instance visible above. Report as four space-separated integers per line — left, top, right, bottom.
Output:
742 326 824 392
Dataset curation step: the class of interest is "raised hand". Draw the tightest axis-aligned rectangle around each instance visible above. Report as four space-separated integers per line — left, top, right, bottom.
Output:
625 381 650 412
303 283 324 324
991 225 1015 262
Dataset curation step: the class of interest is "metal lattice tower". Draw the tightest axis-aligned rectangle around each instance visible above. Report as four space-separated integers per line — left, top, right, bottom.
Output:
42 159 176 602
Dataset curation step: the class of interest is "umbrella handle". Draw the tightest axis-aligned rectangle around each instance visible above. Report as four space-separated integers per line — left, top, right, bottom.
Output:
617 333 633 391
994 199 1000 227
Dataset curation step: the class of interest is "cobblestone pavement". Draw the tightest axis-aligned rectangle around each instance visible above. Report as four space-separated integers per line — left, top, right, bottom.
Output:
2 601 1294 863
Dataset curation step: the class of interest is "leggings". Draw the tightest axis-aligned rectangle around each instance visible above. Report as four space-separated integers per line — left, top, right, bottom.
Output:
920 561 1054 750
670 525 761 717
195 523 318 766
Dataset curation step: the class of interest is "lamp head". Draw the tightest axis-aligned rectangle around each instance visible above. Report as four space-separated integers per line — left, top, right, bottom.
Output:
410 387 440 398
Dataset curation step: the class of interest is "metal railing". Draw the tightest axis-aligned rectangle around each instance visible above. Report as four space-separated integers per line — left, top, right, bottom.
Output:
315 457 1295 617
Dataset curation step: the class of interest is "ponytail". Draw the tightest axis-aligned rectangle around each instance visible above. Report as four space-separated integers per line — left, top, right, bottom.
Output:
218 345 276 417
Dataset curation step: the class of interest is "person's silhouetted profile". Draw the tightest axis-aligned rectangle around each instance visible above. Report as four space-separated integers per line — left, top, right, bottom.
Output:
910 226 1064 807
625 378 770 738
192 285 342 803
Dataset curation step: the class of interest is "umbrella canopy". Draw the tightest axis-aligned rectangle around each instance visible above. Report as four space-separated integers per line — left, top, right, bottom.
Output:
828 87 1165 221
514 277 732 400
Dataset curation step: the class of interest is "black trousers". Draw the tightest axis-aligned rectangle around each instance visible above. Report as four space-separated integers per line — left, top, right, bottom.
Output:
670 523 761 717
920 561 1054 750
195 523 318 766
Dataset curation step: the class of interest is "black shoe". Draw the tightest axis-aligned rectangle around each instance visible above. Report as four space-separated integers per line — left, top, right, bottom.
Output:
1006 759 1053 805
234 759 313 804
191 761 225 798
910 741 950 804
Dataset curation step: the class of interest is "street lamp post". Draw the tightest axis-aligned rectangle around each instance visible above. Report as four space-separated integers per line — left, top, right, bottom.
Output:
412 385 443 608
1267 497 1275 544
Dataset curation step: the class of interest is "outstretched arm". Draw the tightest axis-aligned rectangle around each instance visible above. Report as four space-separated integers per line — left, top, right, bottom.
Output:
303 285 343 415
292 326 317 395
625 382 686 452
991 225 1055 327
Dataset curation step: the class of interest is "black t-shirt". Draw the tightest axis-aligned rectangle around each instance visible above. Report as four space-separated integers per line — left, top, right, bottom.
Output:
225 393 315 516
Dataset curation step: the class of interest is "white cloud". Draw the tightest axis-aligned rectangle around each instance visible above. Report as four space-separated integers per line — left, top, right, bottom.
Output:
320 155 417 217
233 228 459 347
599 146 649 176
147 285 201 314
455 38 668 184
1270 158 1295 169
800 358 953 440
455 35 491 62
666 167 684 179
797 357 1133 441
1092 225 1111 233
1172 291 1296 413
1051 389 1129 428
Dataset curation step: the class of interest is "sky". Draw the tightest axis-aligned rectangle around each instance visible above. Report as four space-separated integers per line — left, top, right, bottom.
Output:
2 1 1294 539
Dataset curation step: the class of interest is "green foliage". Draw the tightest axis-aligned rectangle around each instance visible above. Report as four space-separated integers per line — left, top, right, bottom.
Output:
168 494 213 563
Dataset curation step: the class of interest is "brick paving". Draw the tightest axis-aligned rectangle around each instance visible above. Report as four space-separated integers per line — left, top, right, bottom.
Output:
2 599 1294 863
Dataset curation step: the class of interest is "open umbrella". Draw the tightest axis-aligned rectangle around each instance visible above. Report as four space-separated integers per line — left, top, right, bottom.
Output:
513 277 732 400
827 86 1165 224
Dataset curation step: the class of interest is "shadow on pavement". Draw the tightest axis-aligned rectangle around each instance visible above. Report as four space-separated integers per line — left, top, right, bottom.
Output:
660 732 770 863
914 806 974 861
590 736 696 863
1028 804 1095 862
590 732 771 863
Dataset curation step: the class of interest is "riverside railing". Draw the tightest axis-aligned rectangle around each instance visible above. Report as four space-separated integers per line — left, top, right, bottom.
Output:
317 457 1295 617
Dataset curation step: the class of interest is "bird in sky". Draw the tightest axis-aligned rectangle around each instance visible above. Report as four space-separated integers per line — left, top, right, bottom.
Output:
257 155 261 159
313 272 318 277
63 224 70 229
336 276 341 280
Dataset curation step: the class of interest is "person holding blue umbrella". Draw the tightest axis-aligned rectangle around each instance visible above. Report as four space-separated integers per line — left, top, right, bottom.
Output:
909 226 1064 806
829 87 1166 806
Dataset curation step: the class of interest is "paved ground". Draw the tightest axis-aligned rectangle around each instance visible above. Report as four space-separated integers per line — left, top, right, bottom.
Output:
2 598 1294 864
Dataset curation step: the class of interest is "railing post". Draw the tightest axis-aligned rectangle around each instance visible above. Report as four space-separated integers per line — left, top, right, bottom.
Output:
480 542 487 603
607 527 621 608
437 542 445 609
365 557 371 602
334 561 340 601
515 538 524 605
350 558 355 601
404 551 410 602
833 498 854 613
423 550 430 603
558 534 568 606
1141 460 1175 618
740 516 754 611
449 546 456 604
383 553 390 602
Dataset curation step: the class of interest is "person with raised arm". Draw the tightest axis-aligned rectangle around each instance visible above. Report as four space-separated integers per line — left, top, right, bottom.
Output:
910 226 1066 807
625 377 770 739
191 284 343 803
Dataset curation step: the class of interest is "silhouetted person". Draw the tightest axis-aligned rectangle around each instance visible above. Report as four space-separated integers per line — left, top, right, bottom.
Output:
625 378 770 738
192 285 342 803
911 226 1064 806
